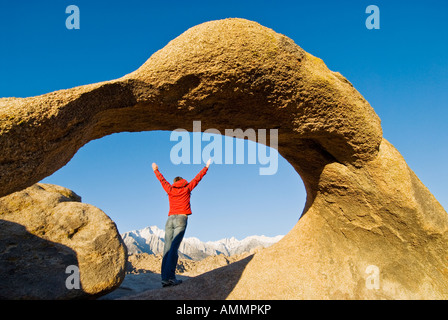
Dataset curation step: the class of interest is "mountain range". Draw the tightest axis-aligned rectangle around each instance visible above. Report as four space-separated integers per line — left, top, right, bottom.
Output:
121 226 283 261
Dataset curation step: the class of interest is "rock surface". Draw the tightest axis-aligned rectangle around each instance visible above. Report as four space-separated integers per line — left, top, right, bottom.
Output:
126 252 255 277
0 183 127 299
0 18 447 299
100 252 255 300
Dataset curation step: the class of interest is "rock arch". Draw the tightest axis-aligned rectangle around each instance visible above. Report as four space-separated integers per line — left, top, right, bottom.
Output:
1 18 447 299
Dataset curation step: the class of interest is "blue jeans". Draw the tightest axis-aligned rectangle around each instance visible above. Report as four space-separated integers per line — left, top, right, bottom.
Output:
161 214 188 281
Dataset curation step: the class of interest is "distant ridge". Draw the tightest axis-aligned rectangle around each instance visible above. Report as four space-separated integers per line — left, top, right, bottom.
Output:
121 226 283 261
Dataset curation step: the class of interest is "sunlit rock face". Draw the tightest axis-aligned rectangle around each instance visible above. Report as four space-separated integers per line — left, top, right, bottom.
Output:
0 184 127 299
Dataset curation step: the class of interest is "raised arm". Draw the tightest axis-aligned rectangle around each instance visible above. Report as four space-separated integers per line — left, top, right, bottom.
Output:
188 159 211 191
152 163 171 193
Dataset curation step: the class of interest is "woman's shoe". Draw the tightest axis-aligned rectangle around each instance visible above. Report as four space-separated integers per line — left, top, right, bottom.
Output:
162 278 183 287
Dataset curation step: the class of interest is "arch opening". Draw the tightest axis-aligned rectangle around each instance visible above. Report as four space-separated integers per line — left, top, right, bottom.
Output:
40 130 306 243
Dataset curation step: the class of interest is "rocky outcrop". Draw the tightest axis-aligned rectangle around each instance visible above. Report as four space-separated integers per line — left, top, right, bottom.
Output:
0 18 381 198
0 18 447 299
0 184 127 299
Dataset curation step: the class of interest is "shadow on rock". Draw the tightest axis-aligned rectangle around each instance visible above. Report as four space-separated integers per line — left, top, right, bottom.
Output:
0 220 85 299
122 254 254 300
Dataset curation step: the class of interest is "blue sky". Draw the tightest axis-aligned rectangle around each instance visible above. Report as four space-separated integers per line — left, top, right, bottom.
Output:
1 1 447 241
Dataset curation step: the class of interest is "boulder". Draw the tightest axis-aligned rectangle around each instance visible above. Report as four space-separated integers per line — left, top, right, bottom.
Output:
0 183 127 299
0 18 447 299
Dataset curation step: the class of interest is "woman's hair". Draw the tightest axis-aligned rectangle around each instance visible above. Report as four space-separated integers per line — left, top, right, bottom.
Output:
173 176 183 183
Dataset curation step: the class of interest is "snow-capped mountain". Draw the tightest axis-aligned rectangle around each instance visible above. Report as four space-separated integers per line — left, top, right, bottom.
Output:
121 226 283 261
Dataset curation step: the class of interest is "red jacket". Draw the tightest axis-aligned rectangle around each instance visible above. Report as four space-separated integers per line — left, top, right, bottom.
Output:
154 167 208 216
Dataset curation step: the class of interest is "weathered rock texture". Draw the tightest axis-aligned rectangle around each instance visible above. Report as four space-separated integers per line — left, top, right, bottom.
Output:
0 184 127 299
0 18 447 299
